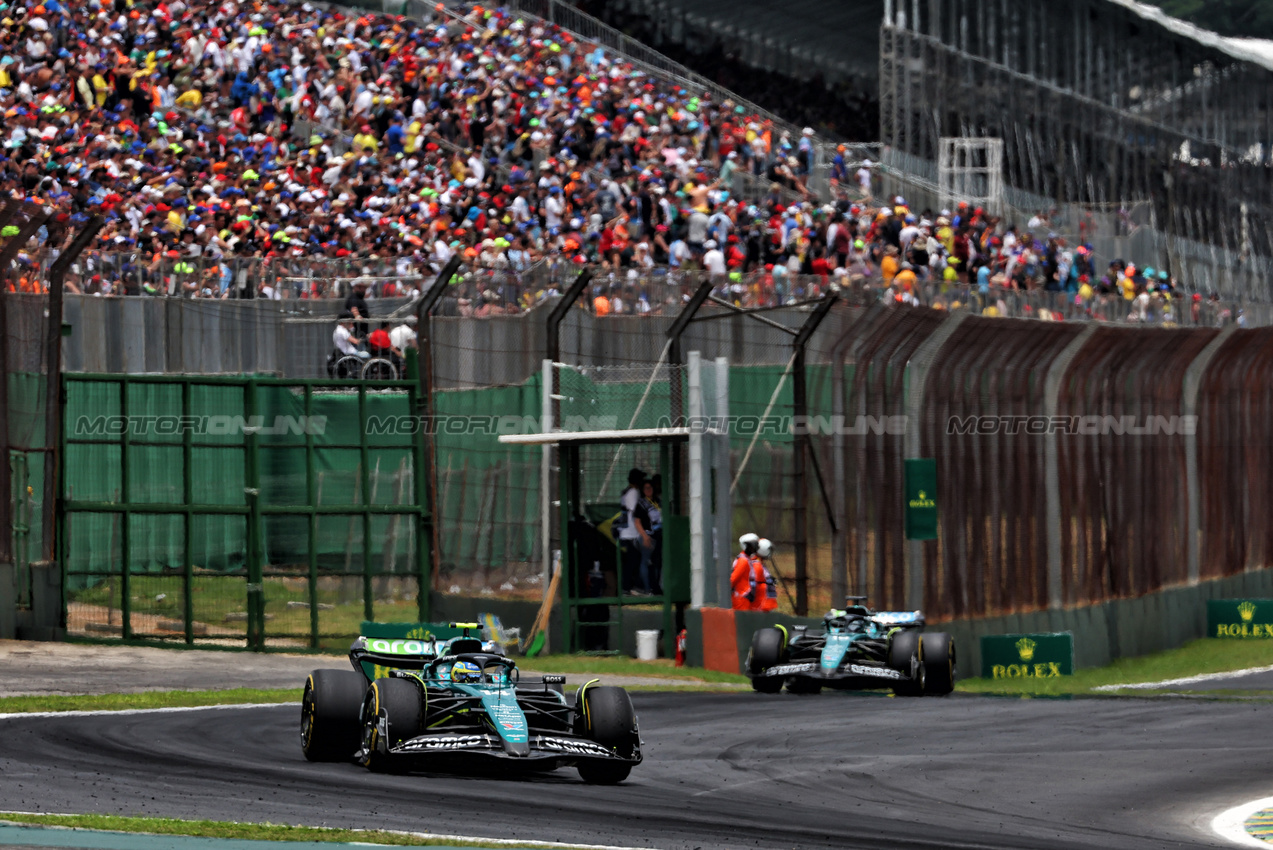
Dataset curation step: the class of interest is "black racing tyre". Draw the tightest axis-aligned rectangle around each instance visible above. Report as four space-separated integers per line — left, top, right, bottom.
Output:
578 760 632 785
785 677 823 695
751 676 783 694
889 631 925 697
920 632 956 696
580 686 638 750
301 669 365 762
892 662 926 697
360 677 423 772
577 686 638 784
888 630 920 671
747 627 787 673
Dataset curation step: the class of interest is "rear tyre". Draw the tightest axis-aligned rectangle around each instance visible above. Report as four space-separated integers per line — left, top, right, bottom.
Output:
920 632 956 696
785 677 822 695
360 677 423 773
577 686 638 785
747 627 787 673
301 669 365 762
888 630 920 671
889 630 925 697
892 663 925 697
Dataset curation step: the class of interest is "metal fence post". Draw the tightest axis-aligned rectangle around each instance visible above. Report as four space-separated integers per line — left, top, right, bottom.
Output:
1043 325 1096 609
417 255 462 597
901 312 966 611
713 356 731 609
43 217 103 583
540 358 556 643
790 294 838 615
244 379 264 650
687 351 704 608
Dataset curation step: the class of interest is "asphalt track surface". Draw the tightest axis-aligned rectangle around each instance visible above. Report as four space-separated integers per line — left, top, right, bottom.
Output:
0 693 1270 850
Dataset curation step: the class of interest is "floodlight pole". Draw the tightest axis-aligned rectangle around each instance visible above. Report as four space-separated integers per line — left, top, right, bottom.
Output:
791 293 839 616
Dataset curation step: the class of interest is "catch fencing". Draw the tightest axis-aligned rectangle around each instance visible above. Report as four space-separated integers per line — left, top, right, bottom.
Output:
60 373 429 648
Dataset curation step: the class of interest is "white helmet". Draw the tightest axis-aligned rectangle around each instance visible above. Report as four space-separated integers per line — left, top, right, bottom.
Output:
738 532 759 551
757 538 774 558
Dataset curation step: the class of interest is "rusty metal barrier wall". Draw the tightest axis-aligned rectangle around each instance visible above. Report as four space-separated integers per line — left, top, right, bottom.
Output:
1054 328 1216 606
1197 329 1273 581
801 304 1273 621
918 319 1084 620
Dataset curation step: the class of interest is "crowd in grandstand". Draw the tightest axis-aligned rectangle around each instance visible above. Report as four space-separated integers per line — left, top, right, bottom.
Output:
0 0 1223 325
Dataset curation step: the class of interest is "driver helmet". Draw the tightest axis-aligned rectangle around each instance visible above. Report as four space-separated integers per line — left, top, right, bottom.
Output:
452 660 483 683
757 538 773 558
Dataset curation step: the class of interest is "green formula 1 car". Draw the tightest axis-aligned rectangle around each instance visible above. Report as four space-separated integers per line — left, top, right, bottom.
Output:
300 624 641 784
746 597 956 696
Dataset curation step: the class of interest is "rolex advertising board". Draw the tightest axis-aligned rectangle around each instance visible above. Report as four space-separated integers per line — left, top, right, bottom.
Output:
1207 600 1273 638
904 458 937 540
980 633 1074 679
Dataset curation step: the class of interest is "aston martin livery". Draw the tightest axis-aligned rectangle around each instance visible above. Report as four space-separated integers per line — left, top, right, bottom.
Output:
746 597 956 696
301 624 642 784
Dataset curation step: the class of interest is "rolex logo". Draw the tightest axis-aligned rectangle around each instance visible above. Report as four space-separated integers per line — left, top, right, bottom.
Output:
1016 637 1037 662
1239 601 1257 622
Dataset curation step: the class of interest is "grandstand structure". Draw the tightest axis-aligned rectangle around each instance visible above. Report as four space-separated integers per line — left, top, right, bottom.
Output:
581 0 1273 298
880 0 1273 297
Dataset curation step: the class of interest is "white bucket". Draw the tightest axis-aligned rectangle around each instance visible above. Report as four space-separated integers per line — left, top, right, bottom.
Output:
635 629 660 661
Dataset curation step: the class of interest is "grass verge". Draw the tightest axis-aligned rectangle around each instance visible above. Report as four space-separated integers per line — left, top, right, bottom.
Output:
524 654 748 683
0 688 300 715
957 638 1273 696
0 813 585 847
0 664 744 714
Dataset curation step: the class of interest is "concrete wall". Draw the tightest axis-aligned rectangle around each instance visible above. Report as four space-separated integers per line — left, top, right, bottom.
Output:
688 568 1273 676
11 561 64 642
0 562 14 640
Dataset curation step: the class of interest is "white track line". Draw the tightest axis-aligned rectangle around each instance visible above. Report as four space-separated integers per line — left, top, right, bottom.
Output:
0 702 294 721
1092 664 1273 691
1212 795 1273 847
0 813 653 850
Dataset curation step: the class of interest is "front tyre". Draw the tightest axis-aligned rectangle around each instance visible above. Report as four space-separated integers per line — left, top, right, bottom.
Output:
577 686 638 784
919 632 956 696
301 669 365 762
747 627 787 673
360 677 423 773
577 760 633 785
751 676 783 694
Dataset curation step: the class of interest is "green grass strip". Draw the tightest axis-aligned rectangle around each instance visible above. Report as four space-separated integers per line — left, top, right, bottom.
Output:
957 637 1273 696
0 813 586 847
0 688 300 714
524 654 748 683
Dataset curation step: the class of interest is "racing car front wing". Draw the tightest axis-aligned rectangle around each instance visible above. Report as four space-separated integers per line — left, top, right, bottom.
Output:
752 661 910 687
368 729 642 766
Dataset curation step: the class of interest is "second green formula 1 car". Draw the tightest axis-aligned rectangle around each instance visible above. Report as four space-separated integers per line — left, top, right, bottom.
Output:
746 597 956 696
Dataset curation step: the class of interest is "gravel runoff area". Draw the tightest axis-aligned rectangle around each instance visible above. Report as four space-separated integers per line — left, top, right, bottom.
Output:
0 641 725 696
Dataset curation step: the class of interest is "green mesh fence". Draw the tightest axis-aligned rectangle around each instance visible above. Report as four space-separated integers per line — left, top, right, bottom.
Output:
62 374 428 649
